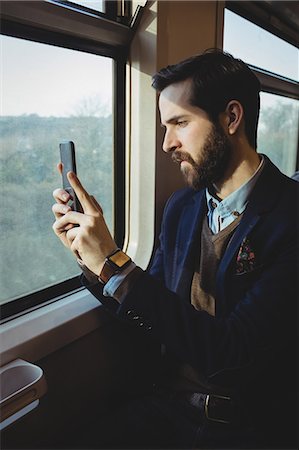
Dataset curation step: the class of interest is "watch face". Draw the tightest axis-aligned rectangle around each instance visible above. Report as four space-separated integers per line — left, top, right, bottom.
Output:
109 251 131 268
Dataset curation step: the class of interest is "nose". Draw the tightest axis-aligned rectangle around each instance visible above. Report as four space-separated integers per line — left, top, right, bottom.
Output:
162 129 181 153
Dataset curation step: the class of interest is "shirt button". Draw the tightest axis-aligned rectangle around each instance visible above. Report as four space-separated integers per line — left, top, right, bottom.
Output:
232 211 240 217
211 201 217 209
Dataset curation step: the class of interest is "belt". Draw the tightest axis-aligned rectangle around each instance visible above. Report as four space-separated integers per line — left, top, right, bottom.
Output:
179 392 238 425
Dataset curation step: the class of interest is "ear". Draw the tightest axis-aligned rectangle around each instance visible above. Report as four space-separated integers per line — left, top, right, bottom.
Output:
224 100 244 136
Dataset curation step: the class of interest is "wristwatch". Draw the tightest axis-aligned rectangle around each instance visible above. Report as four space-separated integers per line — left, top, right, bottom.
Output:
98 248 131 284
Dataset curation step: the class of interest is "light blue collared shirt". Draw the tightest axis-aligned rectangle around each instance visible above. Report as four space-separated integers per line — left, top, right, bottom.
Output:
103 261 136 300
206 155 264 234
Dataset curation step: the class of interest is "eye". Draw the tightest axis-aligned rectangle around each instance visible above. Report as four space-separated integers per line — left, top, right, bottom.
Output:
177 120 188 127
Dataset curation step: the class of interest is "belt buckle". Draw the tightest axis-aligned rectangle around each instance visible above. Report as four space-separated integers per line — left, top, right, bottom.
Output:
204 394 232 424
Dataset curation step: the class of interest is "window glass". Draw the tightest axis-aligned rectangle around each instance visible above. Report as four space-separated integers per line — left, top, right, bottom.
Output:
257 93 299 176
67 0 104 13
0 35 113 304
223 9 299 81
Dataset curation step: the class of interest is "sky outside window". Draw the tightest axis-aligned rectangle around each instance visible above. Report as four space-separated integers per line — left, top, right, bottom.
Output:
1 34 112 117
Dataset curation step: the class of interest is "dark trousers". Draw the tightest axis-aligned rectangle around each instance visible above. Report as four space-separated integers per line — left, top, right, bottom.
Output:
79 389 258 449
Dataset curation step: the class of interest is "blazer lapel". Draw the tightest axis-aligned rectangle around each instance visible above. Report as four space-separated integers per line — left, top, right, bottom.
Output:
174 190 206 298
215 155 287 315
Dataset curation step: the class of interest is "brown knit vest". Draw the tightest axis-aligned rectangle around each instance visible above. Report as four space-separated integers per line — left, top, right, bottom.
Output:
167 214 243 392
191 215 243 316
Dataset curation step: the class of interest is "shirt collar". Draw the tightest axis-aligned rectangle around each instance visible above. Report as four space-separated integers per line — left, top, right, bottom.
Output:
206 155 265 219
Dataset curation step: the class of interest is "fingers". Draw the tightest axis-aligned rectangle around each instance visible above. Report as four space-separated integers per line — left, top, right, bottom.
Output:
52 202 72 220
53 210 83 234
52 188 72 221
65 226 79 249
54 170 102 216
52 211 80 249
57 162 63 175
53 163 70 204
65 226 78 241
53 188 71 204
65 224 83 261
67 172 97 215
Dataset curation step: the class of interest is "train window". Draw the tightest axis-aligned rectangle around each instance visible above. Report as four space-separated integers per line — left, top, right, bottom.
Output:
0 34 113 308
259 93 299 176
223 9 298 82
223 8 299 176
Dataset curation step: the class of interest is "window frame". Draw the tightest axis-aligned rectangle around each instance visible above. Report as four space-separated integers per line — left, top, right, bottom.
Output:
225 0 299 49
224 2 299 172
0 0 132 321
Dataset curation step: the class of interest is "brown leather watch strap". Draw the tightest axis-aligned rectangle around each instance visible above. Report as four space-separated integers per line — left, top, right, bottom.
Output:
99 261 118 284
98 249 131 284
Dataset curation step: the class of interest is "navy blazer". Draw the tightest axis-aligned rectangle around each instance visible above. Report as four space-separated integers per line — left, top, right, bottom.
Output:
84 156 298 443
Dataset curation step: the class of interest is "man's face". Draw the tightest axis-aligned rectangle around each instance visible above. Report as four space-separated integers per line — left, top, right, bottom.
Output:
159 79 232 190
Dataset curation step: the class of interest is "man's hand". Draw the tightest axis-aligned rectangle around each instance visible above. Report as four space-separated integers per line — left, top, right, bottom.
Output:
52 168 117 276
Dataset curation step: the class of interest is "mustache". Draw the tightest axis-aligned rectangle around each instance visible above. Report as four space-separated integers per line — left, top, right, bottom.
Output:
171 150 196 166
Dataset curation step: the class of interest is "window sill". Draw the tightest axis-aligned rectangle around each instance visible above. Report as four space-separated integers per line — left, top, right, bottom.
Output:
0 289 108 367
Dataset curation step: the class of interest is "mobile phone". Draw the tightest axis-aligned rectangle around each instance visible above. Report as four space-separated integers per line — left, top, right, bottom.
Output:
59 141 83 212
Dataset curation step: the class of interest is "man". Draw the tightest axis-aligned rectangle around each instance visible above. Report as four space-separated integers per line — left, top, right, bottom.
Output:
52 50 297 448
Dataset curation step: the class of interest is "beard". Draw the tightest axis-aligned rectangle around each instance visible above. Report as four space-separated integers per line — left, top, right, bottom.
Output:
172 123 232 191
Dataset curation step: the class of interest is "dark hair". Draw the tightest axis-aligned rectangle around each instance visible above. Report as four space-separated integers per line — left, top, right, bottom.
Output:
152 49 260 148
